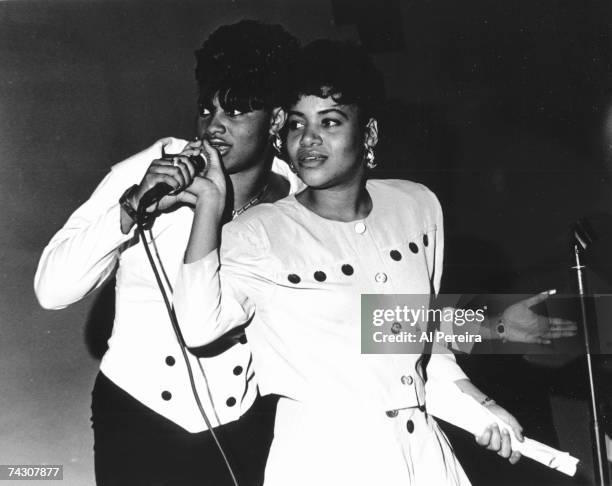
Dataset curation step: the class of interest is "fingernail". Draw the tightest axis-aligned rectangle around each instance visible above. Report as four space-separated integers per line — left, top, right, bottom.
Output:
547 289 557 295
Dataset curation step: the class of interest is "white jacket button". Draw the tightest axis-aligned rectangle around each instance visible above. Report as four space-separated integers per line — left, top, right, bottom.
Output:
354 222 366 234
375 272 387 283
400 375 413 385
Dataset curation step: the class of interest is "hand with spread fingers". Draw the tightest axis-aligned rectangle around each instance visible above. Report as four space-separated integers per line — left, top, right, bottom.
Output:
497 290 577 344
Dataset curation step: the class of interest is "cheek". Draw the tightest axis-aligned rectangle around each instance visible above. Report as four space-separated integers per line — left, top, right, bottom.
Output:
196 118 209 137
334 131 364 164
339 140 362 159
235 120 269 147
286 133 301 159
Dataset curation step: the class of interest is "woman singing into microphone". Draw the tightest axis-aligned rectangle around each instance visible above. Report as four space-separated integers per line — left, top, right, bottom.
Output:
173 40 523 485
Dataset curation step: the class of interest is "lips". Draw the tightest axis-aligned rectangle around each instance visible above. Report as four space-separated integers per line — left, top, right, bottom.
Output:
207 139 232 156
297 149 328 166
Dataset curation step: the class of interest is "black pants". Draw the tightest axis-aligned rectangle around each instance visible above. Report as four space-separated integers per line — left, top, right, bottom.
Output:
91 372 277 486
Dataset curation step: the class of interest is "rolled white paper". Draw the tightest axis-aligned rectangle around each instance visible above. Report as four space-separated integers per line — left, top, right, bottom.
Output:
426 379 579 476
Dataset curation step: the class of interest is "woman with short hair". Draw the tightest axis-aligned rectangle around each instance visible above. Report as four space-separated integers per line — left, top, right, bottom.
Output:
174 39 522 485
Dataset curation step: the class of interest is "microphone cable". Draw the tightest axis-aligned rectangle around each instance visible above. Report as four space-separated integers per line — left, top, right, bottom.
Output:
135 218 240 486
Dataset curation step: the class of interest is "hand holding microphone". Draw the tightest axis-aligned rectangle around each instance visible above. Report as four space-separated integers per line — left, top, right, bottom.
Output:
131 139 208 216
122 139 227 230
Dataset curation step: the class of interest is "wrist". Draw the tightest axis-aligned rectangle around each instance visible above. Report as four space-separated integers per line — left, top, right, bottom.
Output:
119 184 139 233
195 194 224 218
455 378 489 404
479 316 494 340
493 314 507 341
480 396 497 407
483 314 505 341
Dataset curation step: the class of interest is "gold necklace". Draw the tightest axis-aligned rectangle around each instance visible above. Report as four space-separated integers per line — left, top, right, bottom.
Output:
232 183 269 219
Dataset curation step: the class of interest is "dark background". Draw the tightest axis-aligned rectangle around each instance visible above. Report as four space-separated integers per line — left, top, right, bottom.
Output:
1 0 611 484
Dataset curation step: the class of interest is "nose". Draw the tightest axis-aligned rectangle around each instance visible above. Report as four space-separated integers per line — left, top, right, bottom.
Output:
300 125 322 147
199 110 227 139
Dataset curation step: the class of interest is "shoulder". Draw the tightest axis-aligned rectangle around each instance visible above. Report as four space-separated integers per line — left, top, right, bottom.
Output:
222 196 301 248
225 200 289 234
369 179 441 215
109 137 188 181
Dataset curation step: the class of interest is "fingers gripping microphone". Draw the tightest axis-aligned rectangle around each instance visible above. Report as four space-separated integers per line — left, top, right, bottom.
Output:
137 154 207 222
140 154 207 208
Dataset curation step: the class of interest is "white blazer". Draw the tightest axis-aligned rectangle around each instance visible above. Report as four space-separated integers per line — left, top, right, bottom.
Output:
34 137 303 432
174 179 467 411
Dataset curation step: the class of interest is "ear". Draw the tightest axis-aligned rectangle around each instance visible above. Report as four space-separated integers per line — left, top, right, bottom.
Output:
364 118 379 149
269 107 287 136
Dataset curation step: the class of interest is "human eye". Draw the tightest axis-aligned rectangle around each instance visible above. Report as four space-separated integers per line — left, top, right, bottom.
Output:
225 109 244 118
287 118 305 131
322 118 341 128
198 104 212 117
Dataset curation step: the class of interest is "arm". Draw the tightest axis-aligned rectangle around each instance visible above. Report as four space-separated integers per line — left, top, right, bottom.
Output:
173 141 262 347
439 291 576 349
493 290 577 344
424 187 522 462
34 168 138 309
34 137 197 309
425 187 470 383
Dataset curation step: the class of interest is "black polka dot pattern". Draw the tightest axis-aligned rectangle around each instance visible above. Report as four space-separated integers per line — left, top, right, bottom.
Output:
288 274 301 284
161 391 172 401
314 271 326 282
226 397 237 407
165 356 175 366
409 242 419 254
341 264 354 275
423 234 429 247
390 250 402 261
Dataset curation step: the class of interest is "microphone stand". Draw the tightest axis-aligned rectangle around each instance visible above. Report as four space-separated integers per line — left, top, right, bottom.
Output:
571 233 610 486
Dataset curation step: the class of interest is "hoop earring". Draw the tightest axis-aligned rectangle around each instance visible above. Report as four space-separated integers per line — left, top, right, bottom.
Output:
365 144 377 169
272 132 283 156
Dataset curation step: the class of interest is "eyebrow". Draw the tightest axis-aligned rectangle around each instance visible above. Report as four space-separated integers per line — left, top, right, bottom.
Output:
288 108 349 120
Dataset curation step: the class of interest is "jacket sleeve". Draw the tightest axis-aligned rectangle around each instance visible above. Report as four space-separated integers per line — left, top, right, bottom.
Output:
33 139 177 309
173 220 270 348
424 186 468 382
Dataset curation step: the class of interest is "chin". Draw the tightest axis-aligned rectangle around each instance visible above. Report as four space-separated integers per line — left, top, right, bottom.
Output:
220 154 243 173
298 170 334 189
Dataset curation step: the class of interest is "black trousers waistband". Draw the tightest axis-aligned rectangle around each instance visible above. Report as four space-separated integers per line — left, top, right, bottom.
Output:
91 372 277 486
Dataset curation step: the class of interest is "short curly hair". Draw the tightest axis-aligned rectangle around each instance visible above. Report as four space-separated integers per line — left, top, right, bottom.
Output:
284 39 386 123
195 20 299 113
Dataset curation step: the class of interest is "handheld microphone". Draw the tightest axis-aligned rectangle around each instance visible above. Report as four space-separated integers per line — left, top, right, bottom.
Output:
138 154 207 214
